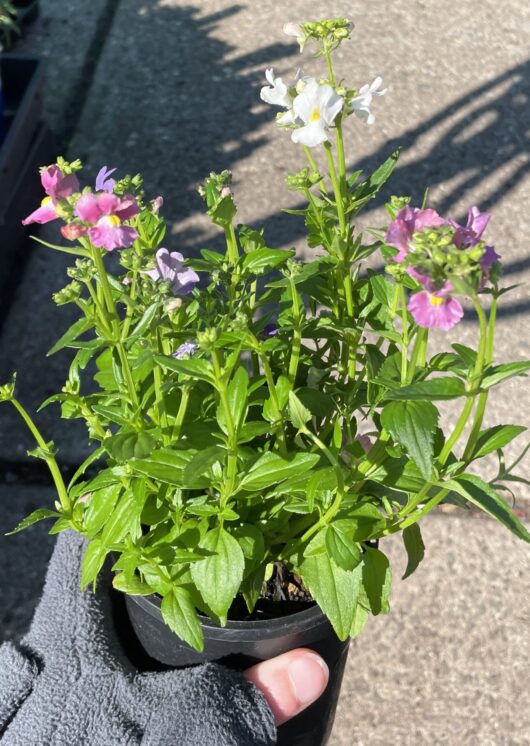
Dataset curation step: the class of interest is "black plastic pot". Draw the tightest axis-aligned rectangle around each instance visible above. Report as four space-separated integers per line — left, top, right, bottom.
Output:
125 593 349 746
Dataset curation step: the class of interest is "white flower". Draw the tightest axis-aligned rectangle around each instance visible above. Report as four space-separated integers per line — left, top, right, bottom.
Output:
291 80 344 148
260 68 307 125
283 22 304 46
348 76 387 125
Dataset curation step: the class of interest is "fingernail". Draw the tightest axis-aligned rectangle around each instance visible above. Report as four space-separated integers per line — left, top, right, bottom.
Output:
288 653 329 706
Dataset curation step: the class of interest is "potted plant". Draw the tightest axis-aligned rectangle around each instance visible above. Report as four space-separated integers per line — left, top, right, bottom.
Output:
2 18 529 746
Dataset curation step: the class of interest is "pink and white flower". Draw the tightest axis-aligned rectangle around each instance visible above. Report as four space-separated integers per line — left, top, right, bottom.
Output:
22 164 80 226
408 281 464 331
75 192 139 251
22 197 59 226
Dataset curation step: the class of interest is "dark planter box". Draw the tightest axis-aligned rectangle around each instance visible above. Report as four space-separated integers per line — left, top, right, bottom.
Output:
0 54 54 318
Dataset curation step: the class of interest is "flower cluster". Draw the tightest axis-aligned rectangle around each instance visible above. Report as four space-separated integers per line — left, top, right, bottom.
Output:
260 20 385 147
386 205 501 330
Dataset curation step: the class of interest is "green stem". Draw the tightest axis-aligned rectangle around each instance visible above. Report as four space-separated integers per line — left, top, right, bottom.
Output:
438 296 488 466
212 350 238 501
258 351 287 454
121 270 139 341
399 285 409 383
386 488 448 535
407 327 428 383
288 276 302 384
172 386 190 441
11 399 70 511
224 224 239 265
324 142 347 238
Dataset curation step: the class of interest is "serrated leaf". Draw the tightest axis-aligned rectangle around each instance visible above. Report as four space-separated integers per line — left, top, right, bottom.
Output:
105 431 155 462
350 602 370 639
381 400 439 480
300 530 363 640
190 526 245 623
325 522 363 571
131 448 196 485
481 361 530 389
444 474 530 543
362 547 392 615
83 483 121 536
227 366 249 431
386 377 466 401
182 446 224 488
153 354 214 382
81 539 108 588
242 248 294 273
47 316 93 356
402 523 425 579
288 390 311 430
7 508 59 535
161 588 204 652
472 425 527 459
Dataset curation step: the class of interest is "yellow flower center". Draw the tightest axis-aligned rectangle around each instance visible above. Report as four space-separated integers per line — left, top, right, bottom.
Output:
309 106 321 122
429 294 444 307
105 215 122 226
41 196 53 207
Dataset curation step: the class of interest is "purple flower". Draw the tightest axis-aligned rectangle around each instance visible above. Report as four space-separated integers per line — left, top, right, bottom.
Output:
89 216 138 252
144 248 199 295
173 342 198 359
95 166 117 193
386 206 446 261
408 281 464 330
451 206 490 248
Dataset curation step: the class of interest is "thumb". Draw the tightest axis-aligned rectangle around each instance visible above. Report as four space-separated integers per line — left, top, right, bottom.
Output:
243 648 329 726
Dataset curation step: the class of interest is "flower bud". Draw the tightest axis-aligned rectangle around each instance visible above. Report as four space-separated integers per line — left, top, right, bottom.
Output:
61 223 87 241
0 374 16 402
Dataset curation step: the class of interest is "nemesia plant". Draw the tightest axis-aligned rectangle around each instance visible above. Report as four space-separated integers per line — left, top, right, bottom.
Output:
2 18 530 652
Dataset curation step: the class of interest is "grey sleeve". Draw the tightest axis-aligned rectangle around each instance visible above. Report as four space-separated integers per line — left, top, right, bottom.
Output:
0 531 276 746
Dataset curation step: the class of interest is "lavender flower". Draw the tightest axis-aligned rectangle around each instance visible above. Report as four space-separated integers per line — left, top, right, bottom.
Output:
173 342 198 359
144 248 199 295
95 166 117 193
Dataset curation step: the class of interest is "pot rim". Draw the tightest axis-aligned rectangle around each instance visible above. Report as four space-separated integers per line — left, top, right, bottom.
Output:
128 591 332 636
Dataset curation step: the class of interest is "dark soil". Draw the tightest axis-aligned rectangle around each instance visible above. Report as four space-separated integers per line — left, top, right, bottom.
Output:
227 562 315 622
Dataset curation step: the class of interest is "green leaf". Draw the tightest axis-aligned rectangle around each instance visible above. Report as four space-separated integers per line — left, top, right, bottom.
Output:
237 421 270 443
481 361 530 389
381 400 439 480
182 446 224 488
240 452 320 491
161 588 204 652
131 449 196 485
190 526 245 623
386 377 466 401
47 317 93 357
113 573 153 596
100 491 139 546
288 391 312 430
68 447 105 490
325 521 363 571
81 539 108 588
242 248 294 273
227 366 249 430
127 303 158 342
362 547 392 615
343 504 387 541
472 425 527 459
445 474 530 543
7 508 58 535
300 530 363 640
350 602 370 639
402 524 425 579
154 354 214 383
84 483 121 536
105 431 155 462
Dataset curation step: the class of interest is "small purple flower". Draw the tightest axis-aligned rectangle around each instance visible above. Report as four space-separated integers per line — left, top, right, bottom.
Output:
95 166 117 193
408 281 464 331
264 323 279 338
144 248 199 295
451 206 490 248
41 164 79 201
152 196 164 214
386 206 446 261
173 342 198 359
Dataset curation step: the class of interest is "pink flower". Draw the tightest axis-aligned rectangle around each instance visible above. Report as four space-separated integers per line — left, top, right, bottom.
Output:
40 164 79 201
61 223 88 240
22 196 58 226
408 282 464 330
386 206 446 261
152 196 164 214
75 192 139 251
144 248 199 295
